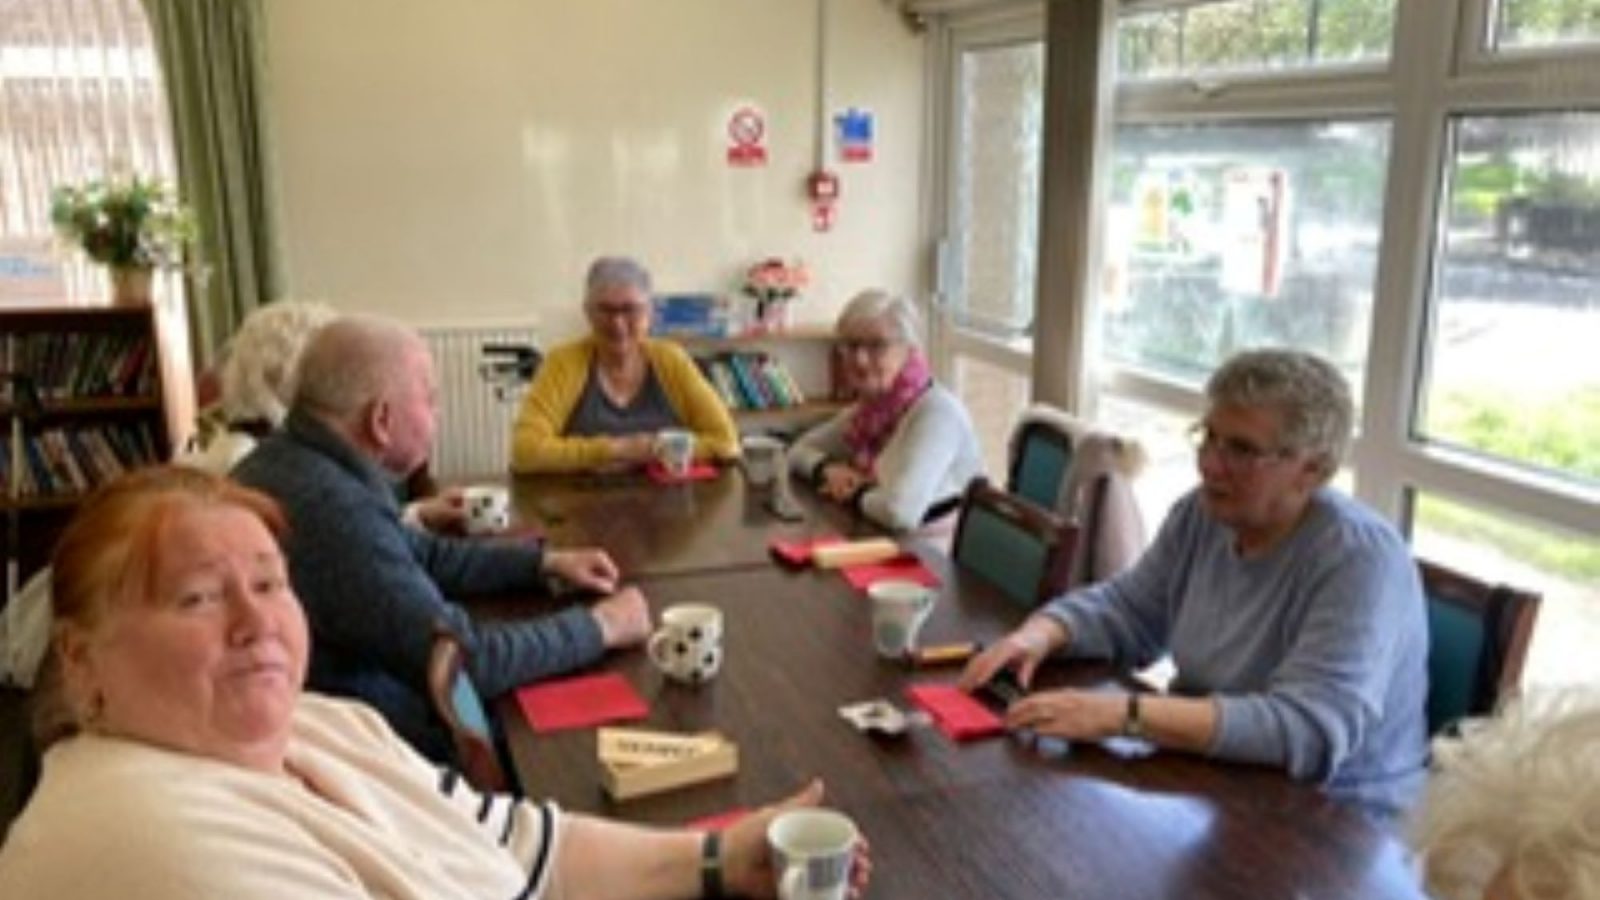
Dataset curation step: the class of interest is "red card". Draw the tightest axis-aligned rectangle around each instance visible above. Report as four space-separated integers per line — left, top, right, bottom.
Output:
768 534 844 567
905 683 1004 741
645 461 720 484
687 807 751 832
840 555 941 592
515 672 649 733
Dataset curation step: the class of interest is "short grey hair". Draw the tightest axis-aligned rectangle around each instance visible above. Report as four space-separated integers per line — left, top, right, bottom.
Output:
293 314 427 421
1411 691 1600 900
835 289 922 350
1205 348 1352 472
585 256 652 304
219 300 337 426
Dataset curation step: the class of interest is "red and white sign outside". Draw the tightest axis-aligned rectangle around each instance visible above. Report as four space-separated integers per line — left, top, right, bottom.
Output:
726 107 768 167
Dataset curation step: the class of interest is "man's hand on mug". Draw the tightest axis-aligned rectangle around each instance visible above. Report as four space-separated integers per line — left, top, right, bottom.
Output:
590 586 652 649
543 547 620 594
411 487 468 534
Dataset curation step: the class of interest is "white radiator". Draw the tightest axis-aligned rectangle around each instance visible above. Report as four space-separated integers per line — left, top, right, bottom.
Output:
420 324 540 480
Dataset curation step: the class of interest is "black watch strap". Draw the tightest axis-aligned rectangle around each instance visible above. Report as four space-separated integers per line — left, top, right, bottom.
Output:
701 830 725 899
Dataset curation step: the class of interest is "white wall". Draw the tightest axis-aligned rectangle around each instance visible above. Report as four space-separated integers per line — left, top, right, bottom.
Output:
262 0 927 342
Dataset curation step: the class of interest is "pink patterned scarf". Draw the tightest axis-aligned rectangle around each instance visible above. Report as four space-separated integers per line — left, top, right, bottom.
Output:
844 349 932 474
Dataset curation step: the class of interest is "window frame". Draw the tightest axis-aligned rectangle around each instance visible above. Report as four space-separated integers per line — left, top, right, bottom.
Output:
920 0 1599 553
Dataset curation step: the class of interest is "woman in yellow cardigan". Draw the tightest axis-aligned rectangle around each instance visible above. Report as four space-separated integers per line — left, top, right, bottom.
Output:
511 256 739 472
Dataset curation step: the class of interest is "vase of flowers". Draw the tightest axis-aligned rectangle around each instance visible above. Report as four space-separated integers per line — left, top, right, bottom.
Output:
50 175 196 307
741 257 809 334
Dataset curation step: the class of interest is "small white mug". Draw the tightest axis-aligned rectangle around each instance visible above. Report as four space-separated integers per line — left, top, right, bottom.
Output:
647 603 723 684
462 484 511 535
741 434 785 488
868 579 936 658
767 809 858 900
654 428 696 477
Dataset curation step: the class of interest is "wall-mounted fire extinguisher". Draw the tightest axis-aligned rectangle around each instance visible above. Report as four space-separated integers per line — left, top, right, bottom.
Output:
808 169 840 232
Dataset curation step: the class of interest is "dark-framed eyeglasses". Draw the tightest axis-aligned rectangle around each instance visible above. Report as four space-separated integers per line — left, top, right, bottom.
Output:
1187 422 1295 471
589 302 650 320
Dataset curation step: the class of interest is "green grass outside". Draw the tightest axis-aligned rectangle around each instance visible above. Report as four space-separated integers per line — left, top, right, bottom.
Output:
1420 387 1600 582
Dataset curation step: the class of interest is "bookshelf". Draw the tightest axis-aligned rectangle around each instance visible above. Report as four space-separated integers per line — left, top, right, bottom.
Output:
676 327 850 434
2 306 173 602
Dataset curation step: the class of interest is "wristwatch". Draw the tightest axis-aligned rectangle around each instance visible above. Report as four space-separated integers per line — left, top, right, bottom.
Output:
1121 692 1145 739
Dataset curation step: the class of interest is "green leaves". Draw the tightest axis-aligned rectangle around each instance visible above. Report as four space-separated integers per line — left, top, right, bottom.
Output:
49 175 197 270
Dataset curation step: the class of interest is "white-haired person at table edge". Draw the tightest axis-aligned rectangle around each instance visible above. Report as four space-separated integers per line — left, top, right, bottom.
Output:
788 290 983 531
0 466 870 899
510 256 740 473
961 348 1428 814
1411 691 1600 900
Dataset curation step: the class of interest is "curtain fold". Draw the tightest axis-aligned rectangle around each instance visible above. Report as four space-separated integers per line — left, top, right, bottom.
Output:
140 0 280 364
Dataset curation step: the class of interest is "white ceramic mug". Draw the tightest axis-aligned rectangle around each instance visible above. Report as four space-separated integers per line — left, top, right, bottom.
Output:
767 809 858 900
654 428 696 477
462 484 511 535
647 603 723 684
868 579 936 658
741 434 785 488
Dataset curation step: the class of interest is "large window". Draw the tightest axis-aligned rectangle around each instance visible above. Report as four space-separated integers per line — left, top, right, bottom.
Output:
1104 120 1389 386
1118 0 1396 79
927 0 1600 688
0 0 174 306
1422 112 1600 490
947 37 1044 335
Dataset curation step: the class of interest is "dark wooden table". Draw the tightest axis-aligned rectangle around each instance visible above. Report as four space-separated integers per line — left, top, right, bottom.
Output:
496 545 1426 899
509 468 878 578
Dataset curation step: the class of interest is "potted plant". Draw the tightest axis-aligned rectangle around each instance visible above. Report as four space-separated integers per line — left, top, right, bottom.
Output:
50 174 196 306
741 257 810 334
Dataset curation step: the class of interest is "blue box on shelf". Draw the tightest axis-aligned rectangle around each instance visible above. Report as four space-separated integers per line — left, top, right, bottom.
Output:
651 293 728 338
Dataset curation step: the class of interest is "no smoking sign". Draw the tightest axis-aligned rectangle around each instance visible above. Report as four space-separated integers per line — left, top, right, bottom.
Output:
726 106 768 167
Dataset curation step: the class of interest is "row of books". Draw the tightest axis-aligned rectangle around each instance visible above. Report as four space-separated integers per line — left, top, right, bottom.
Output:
1 332 157 402
0 423 162 499
698 352 808 411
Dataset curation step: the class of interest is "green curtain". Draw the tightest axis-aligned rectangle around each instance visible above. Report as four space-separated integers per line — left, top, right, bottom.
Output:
141 0 281 365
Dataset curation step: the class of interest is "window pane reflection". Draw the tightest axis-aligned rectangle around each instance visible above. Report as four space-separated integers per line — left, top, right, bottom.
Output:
1101 120 1390 387
1421 113 1600 489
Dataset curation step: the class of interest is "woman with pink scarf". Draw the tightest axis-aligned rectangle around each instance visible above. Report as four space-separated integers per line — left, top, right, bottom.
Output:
789 291 983 531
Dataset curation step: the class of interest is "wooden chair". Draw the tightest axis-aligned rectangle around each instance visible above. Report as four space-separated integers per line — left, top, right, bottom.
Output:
1007 416 1076 511
950 478 1078 609
1005 406 1148 588
426 627 512 794
1420 559 1541 736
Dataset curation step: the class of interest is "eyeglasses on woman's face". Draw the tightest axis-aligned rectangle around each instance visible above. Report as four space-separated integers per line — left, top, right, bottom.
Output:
838 336 899 358
1187 422 1297 472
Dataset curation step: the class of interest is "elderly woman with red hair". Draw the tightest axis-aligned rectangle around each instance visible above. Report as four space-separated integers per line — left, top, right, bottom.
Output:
0 466 868 898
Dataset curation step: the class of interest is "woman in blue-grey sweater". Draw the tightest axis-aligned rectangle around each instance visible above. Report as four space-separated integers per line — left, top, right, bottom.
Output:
961 348 1428 814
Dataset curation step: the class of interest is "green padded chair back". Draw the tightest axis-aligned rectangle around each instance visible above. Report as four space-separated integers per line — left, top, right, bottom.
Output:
1009 420 1074 511
1426 595 1487 736
1420 560 1542 738
952 479 1076 610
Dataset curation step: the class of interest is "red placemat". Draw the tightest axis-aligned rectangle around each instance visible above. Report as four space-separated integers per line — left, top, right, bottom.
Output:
768 535 844 567
645 460 720 484
905 683 1004 741
515 672 649 733
841 555 941 592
